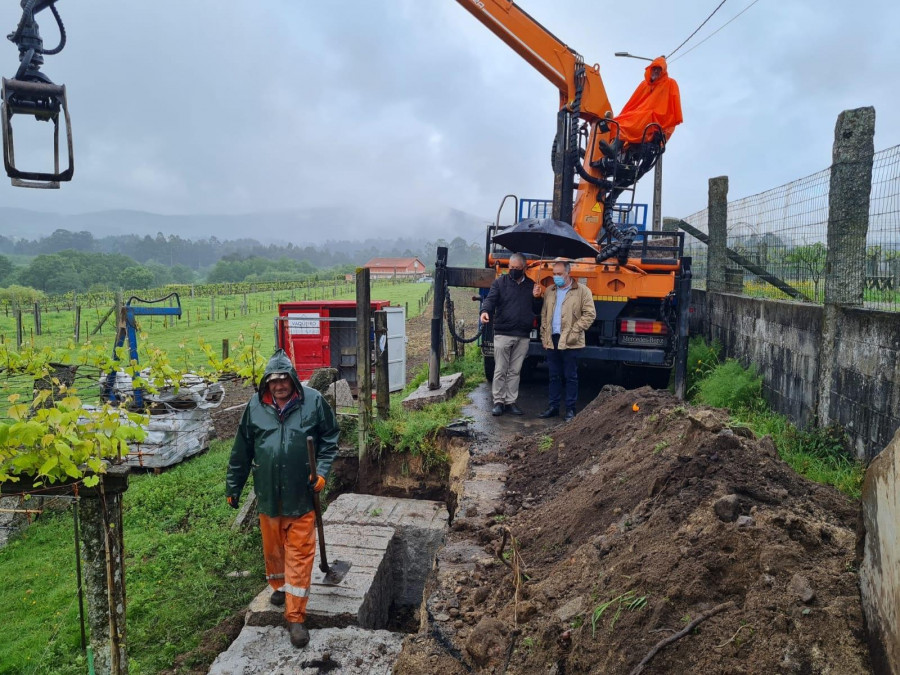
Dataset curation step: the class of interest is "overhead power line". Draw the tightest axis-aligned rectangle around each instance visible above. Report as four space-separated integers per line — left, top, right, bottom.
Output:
670 0 762 63
667 0 728 59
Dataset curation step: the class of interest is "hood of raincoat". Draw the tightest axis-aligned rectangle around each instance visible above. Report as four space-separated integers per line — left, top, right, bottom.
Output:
644 56 669 86
259 349 304 401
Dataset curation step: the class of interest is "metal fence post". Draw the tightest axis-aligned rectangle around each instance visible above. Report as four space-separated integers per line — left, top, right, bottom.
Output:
706 176 729 293
74 305 82 343
15 309 23 348
429 248 448 390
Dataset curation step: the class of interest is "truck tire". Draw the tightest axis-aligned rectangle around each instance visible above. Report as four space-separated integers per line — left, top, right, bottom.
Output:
484 356 495 382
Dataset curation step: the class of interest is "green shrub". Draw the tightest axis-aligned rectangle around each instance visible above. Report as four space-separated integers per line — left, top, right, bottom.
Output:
738 408 863 498
686 336 721 395
371 348 485 470
686 338 863 499
695 359 762 411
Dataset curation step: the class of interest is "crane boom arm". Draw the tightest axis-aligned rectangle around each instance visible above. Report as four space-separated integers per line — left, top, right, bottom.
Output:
454 0 612 120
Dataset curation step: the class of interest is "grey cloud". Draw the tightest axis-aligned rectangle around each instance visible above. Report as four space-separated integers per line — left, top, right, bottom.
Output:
0 0 896 238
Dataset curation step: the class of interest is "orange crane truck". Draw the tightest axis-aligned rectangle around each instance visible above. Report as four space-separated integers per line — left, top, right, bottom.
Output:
434 0 692 397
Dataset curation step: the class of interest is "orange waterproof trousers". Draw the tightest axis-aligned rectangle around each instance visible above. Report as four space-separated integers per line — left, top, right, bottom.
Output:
259 512 317 623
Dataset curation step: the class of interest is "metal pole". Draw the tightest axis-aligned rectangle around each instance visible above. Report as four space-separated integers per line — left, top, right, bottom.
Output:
374 311 390 420
74 305 82 343
673 258 693 400
652 154 663 231
428 248 448 390
73 495 87 653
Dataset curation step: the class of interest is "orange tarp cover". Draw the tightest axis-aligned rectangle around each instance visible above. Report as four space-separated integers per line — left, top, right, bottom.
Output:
614 56 683 145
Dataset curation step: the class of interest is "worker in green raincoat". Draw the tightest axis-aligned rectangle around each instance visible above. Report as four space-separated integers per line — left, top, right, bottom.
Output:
226 349 339 648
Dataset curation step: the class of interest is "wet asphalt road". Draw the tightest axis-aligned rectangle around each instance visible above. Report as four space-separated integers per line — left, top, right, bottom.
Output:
461 364 610 440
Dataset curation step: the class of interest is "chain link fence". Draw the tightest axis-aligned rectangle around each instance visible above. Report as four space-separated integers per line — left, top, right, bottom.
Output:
681 144 900 311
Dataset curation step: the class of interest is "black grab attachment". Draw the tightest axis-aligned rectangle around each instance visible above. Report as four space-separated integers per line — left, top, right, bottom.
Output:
2 0 73 189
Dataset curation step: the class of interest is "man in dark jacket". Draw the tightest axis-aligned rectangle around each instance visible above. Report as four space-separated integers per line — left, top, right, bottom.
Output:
226 349 339 648
479 253 538 416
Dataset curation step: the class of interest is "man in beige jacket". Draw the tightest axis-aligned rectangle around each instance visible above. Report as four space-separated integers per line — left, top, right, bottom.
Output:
533 260 596 421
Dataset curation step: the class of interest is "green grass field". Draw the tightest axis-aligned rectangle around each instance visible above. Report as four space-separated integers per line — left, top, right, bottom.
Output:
0 281 432 370
0 440 264 675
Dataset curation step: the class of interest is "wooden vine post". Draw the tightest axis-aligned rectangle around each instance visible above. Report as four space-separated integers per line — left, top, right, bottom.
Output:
356 268 372 463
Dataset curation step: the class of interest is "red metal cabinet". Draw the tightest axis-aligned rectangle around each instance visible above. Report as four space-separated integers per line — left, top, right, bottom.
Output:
276 301 391 383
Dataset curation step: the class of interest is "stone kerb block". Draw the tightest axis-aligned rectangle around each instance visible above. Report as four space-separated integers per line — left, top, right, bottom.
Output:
323 494 449 607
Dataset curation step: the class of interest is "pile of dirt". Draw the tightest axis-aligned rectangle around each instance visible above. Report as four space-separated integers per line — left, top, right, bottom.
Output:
401 387 871 674
211 377 255 440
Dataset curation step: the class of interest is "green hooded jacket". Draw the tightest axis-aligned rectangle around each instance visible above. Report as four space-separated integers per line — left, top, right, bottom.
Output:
226 350 339 517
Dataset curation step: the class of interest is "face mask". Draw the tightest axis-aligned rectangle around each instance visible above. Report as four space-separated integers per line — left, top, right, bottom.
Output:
509 268 524 281
553 275 566 287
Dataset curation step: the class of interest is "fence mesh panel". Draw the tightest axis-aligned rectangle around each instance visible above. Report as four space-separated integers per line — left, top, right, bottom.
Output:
681 208 708 290
680 144 900 311
866 145 900 310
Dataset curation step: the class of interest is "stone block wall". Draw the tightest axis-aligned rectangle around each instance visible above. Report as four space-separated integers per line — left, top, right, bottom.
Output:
828 307 900 459
690 289 900 461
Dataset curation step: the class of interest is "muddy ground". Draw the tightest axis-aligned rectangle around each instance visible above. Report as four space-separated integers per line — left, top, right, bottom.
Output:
405 287 481 381
395 386 871 674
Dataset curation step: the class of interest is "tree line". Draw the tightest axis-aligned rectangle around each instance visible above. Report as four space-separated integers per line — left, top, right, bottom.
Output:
0 230 485 294
0 229 484 272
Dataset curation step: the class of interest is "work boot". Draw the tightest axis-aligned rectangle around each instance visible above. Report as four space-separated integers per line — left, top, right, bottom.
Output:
538 407 559 419
270 590 285 606
289 622 310 648
492 403 505 416
565 409 576 422
506 403 524 416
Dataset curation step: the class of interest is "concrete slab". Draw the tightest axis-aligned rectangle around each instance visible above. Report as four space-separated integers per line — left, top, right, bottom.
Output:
246 523 395 630
324 494 449 606
401 372 464 411
208 625 404 675
457 462 508 521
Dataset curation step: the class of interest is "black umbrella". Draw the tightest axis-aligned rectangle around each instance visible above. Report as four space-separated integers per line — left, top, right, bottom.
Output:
492 218 598 260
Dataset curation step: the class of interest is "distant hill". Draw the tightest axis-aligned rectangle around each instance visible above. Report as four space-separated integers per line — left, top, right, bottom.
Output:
0 206 490 245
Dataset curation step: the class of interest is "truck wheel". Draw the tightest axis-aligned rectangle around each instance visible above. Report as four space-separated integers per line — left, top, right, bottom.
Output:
484 357 495 382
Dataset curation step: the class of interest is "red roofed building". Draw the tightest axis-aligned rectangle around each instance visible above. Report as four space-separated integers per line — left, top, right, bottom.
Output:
363 257 427 279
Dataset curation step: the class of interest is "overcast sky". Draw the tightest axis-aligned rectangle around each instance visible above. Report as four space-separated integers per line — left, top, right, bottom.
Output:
0 0 897 231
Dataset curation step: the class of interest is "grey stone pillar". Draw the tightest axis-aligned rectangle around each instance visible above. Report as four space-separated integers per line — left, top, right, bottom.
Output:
818 107 876 432
824 107 875 306
707 176 729 293
79 467 129 674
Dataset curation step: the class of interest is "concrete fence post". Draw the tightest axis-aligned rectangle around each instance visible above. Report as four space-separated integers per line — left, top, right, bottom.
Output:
706 176 729 293
817 107 876 430
824 106 875 307
79 467 130 674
